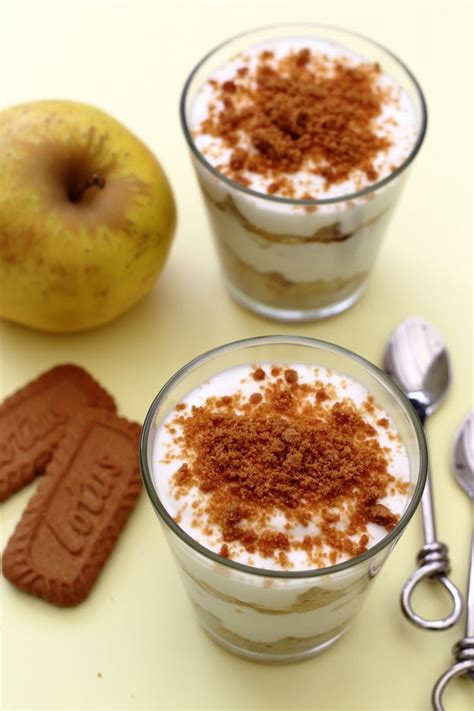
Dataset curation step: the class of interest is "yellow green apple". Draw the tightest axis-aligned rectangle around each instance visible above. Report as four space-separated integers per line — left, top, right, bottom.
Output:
0 100 176 332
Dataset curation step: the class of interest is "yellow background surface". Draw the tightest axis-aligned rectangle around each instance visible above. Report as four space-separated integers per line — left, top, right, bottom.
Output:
0 1 472 709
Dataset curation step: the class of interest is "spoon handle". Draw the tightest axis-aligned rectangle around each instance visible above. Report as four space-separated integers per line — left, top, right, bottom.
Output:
421 463 438 543
400 402 463 630
467 523 474 639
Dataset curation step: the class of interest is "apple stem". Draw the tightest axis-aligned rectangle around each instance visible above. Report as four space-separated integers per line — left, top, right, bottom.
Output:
69 174 106 203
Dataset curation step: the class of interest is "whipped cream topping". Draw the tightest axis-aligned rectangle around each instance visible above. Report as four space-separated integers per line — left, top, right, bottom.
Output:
190 37 418 201
152 363 411 572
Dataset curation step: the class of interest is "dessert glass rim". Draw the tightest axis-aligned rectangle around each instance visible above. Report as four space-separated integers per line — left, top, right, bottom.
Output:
180 22 428 207
140 334 428 580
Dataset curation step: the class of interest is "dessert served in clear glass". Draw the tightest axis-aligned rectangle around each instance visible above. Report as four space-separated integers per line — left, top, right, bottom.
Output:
140 336 427 662
180 25 427 321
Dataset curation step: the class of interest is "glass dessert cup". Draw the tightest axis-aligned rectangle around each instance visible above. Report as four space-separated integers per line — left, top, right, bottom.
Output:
140 336 427 663
180 24 427 322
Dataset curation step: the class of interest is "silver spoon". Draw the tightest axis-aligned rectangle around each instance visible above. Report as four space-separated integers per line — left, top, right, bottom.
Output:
432 411 474 711
383 317 463 630
432 411 474 709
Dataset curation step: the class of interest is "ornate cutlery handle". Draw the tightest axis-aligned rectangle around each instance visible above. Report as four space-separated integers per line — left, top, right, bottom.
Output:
401 541 463 630
401 404 464 630
432 529 474 708
432 638 474 710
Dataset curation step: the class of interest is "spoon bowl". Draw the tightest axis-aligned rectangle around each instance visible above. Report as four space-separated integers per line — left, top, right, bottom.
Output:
383 317 451 416
452 411 474 498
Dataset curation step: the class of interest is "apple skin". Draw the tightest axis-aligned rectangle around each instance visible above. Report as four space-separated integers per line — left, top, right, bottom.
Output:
0 100 176 332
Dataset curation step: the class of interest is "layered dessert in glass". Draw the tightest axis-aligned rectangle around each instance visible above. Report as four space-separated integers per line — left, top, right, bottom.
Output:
180 26 427 321
140 336 427 662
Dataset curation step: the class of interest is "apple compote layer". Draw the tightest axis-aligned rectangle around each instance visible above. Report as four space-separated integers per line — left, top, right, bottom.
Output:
188 37 418 316
152 364 411 656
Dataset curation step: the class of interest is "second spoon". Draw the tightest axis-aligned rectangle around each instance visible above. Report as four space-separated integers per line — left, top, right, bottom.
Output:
383 316 463 630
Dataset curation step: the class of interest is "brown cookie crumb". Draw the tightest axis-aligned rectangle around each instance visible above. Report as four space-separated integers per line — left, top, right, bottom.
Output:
284 369 298 384
369 503 399 530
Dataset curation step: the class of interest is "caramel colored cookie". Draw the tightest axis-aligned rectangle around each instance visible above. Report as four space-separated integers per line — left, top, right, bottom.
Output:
0 365 116 501
2 408 142 606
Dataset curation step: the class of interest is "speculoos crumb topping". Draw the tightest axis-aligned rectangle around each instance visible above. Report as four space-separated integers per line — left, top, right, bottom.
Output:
166 367 406 568
197 48 393 196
